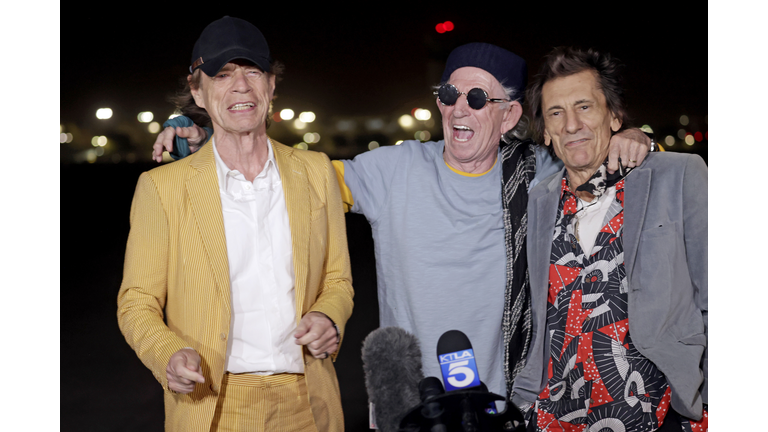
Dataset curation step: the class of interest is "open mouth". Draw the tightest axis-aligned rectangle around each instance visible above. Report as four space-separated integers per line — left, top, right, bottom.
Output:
229 102 255 111
453 125 474 142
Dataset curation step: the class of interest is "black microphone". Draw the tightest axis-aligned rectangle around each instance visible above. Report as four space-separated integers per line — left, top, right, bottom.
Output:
436 330 482 393
362 327 424 432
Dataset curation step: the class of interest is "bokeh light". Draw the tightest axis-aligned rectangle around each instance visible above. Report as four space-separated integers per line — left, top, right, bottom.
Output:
298 111 316 123
398 114 415 129
414 108 432 121
148 122 161 133
96 108 113 120
679 115 689 126
368 141 380 151
137 111 154 123
280 109 295 120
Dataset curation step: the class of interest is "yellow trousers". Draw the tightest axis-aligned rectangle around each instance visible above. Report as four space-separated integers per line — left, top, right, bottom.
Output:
210 373 317 432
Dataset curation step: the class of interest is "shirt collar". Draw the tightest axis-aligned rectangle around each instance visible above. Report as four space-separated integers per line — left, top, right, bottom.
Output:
212 137 279 188
561 157 635 201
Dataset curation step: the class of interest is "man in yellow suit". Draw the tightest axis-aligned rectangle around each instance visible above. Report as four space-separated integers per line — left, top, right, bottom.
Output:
117 16 354 432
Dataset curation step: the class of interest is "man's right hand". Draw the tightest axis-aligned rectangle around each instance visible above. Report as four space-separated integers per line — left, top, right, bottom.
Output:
166 348 205 393
152 125 207 163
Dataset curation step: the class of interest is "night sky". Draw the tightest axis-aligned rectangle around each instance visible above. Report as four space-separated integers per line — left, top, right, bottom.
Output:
61 5 708 152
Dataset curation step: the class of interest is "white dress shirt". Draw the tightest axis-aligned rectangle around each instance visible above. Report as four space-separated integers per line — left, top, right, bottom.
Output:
212 138 304 375
572 186 617 256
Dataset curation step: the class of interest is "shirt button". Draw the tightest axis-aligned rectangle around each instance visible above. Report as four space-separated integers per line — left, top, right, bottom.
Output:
585 356 592 363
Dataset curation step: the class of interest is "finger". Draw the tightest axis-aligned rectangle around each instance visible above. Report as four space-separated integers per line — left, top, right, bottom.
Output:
633 143 649 166
294 318 311 340
177 366 205 384
606 139 622 174
295 327 322 346
152 127 176 162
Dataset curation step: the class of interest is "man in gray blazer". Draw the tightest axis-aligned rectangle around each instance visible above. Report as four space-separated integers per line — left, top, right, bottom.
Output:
511 47 707 432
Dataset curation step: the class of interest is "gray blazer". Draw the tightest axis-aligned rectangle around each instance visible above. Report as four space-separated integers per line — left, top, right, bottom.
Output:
511 152 708 420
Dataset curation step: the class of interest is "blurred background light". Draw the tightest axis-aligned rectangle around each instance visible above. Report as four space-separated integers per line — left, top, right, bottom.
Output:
365 118 384 131
398 114 414 129
96 108 113 120
337 120 355 132
293 119 307 130
298 111 316 123
148 122 161 133
685 135 695 145
280 109 295 120
395 140 404 145
368 141 380 151
91 136 108 147
414 108 432 121
679 115 689 126
694 131 703 142
303 132 321 144
293 142 309 150
60 133 73 144
677 129 687 140
664 135 675 146
137 111 154 123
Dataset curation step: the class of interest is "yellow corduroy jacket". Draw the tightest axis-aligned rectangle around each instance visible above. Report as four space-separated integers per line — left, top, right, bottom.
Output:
117 138 354 431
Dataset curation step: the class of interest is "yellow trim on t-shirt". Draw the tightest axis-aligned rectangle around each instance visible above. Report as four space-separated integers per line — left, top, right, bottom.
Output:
445 157 498 177
331 160 353 213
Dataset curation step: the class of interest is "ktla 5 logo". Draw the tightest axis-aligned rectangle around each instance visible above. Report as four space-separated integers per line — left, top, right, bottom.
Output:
439 350 480 390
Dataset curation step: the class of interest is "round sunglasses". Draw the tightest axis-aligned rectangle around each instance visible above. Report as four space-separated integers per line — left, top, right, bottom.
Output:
434 83 511 110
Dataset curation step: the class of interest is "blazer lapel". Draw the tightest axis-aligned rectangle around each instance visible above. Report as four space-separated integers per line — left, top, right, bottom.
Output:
186 143 232 314
531 174 562 304
623 167 651 284
273 140 310 321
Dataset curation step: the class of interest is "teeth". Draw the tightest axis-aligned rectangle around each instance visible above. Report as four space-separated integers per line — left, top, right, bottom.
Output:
454 125 471 130
230 103 254 110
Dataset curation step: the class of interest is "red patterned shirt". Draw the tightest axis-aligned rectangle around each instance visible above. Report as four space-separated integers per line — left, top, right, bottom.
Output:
534 169 707 432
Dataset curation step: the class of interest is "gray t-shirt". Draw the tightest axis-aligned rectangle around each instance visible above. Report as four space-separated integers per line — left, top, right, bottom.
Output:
343 140 509 398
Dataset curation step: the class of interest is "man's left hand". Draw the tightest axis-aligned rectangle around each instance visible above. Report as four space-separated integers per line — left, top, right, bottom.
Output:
607 128 651 174
294 312 339 359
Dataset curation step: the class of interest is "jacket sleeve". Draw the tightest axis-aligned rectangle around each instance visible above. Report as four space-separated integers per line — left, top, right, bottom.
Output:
683 155 708 402
307 154 355 357
117 172 188 390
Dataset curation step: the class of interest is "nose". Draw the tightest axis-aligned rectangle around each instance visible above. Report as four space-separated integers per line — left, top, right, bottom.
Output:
231 69 252 93
564 111 582 134
452 93 469 118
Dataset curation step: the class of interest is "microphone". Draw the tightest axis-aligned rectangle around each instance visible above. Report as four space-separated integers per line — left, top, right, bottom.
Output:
398 330 526 431
362 327 424 432
436 330 482 392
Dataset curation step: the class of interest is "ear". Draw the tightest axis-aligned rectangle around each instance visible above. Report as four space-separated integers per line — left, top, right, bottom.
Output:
188 75 206 109
543 129 551 147
610 113 622 132
500 101 523 135
268 73 277 101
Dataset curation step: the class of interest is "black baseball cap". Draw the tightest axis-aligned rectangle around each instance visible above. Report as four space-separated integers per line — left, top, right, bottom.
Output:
190 16 271 76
